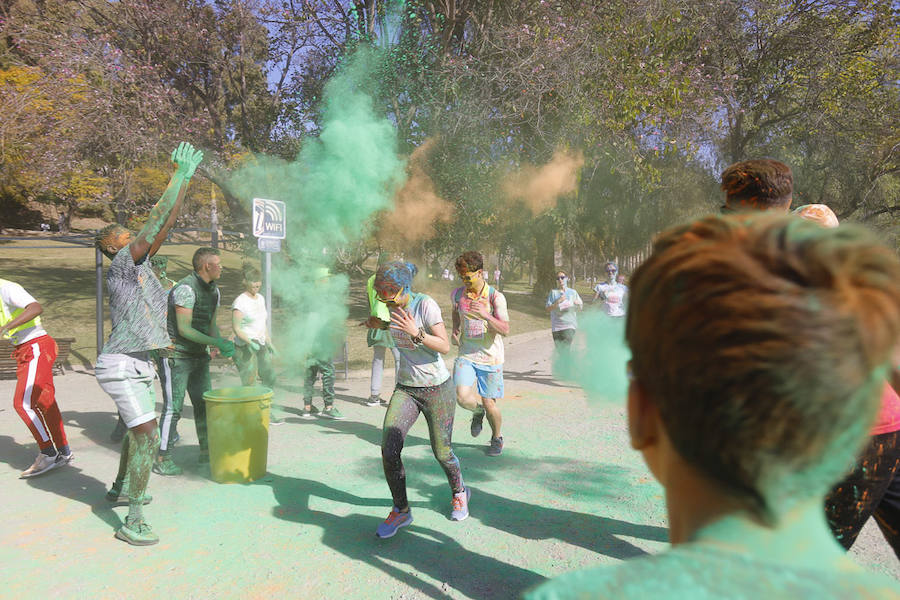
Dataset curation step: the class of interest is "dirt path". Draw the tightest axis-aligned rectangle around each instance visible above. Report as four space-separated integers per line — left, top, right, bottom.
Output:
0 330 895 598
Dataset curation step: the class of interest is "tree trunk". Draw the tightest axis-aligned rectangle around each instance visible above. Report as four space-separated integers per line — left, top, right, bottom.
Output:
532 215 556 299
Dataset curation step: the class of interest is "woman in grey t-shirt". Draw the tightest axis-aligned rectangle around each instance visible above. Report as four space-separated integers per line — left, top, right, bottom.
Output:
370 261 470 538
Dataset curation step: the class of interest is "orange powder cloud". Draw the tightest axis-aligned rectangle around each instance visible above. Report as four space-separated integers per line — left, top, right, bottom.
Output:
502 150 584 213
378 139 455 246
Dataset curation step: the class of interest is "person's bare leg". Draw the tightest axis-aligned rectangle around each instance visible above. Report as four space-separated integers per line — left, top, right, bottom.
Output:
482 397 501 439
455 384 482 412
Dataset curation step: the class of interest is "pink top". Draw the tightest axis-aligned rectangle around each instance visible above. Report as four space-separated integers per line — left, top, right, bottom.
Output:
872 383 900 435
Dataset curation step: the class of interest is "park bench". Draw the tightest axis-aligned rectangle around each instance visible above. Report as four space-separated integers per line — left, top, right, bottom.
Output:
0 337 76 379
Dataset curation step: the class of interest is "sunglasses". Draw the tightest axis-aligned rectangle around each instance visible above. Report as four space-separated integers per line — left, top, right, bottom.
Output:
460 272 481 281
376 288 404 304
557 275 567 280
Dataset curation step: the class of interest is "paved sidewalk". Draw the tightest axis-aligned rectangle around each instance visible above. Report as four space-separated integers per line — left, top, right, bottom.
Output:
0 330 896 599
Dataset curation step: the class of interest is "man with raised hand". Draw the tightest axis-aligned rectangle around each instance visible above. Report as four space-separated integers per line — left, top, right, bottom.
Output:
451 251 510 456
94 141 203 545
156 246 234 475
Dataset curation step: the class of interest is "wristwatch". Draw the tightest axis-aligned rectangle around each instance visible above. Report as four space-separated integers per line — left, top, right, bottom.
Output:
411 328 426 345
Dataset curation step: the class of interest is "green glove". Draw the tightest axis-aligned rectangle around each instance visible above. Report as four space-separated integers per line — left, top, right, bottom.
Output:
171 141 204 180
218 339 236 358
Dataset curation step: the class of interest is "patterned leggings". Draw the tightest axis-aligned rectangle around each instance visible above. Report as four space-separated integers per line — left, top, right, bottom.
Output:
825 430 900 557
382 378 464 509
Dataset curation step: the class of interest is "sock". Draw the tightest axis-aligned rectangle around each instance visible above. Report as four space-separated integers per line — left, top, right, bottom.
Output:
40 446 57 457
57 444 70 456
126 429 159 521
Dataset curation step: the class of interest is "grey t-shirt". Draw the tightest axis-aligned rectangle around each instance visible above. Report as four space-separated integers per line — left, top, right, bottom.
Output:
102 247 170 354
390 293 449 387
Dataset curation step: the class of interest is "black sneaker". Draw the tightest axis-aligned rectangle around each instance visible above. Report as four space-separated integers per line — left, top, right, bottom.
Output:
487 436 503 456
470 411 484 437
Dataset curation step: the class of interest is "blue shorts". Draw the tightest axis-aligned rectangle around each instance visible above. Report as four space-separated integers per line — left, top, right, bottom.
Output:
453 357 504 399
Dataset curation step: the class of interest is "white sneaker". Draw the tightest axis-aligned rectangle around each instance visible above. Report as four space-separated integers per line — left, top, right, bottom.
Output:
450 487 471 521
57 451 74 465
20 453 62 478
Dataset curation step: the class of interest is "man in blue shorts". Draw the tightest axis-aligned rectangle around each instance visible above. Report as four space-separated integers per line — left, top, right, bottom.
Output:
451 251 510 456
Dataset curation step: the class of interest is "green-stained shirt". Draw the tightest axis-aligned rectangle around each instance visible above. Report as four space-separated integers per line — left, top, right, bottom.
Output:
366 274 394 348
526 541 900 600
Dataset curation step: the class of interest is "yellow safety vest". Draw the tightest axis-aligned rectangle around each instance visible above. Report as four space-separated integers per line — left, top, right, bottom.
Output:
0 278 42 343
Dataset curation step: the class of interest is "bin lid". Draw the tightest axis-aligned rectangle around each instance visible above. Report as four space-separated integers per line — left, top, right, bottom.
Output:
203 386 273 403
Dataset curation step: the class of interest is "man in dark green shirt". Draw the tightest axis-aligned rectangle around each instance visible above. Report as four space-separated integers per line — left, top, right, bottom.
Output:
155 247 234 476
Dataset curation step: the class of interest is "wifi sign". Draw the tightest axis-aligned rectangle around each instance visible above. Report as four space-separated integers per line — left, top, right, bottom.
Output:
252 198 287 240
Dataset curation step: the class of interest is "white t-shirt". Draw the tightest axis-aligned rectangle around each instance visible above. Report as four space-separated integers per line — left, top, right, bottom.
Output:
391 293 449 387
546 288 583 332
593 282 628 317
232 292 268 346
0 280 47 345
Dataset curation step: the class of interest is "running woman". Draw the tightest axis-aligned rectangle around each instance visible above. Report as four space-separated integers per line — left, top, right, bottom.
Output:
591 261 628 317
94 141 203 544
1 280 72 478
371 261 470 538
451 251 510 456
546 271 583 350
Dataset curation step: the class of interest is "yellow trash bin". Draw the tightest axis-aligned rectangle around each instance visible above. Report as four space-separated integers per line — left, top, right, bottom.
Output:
204 386 273 484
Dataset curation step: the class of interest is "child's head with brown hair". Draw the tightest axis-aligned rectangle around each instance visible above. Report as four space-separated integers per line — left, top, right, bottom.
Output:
625 213 900 522
720 159 793 212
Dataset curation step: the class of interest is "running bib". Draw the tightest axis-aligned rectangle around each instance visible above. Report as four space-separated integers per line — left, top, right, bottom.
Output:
606 292 623 308
458 297 487 340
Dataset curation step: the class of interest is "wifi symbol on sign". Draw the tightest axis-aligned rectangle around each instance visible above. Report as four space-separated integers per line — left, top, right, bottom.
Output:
252 198 287 239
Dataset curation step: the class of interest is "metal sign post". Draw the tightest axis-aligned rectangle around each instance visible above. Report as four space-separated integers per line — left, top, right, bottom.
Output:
252 198 286 335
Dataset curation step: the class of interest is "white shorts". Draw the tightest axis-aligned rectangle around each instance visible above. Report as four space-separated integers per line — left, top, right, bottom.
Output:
95 352 157 428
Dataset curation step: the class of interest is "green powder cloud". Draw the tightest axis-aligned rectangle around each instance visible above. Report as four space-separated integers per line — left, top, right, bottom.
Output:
227 47 405 363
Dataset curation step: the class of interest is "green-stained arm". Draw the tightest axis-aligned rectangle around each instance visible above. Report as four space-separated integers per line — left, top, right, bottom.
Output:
130 142 204 263
175 306 223 348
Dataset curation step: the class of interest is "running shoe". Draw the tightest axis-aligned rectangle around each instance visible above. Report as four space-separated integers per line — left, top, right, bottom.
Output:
152 455 183 476
470 410 484 437
20 453 61 478
487 436 504 456
366 395 382 407
451 487 471 521
321 406 345 420
300 404 319 419
380 397 390 407
115 517 159 546
376 507 413 538
57 451 74 465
